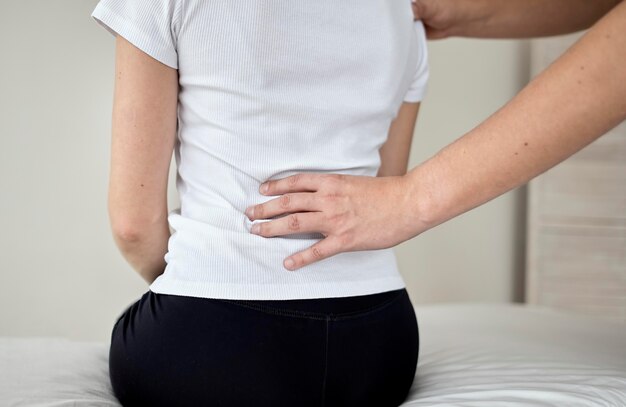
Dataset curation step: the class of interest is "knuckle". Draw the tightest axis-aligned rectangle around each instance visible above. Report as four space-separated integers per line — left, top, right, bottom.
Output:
338 231 355 248
325 173 342 180
321 174 345 191
322 192 341 204
254 204 264 218
288 173 301 187
287 214 300 231
311 245 324 260
326 211 346 227
279 194 291 209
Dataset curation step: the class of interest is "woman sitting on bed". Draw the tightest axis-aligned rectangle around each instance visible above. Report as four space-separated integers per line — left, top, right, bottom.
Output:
91 0 429 406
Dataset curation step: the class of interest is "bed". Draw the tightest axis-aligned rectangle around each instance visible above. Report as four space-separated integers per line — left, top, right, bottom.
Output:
1 303 624 406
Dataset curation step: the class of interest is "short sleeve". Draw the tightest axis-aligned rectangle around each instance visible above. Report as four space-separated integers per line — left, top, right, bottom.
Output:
402 20 429 103
91 0 181 69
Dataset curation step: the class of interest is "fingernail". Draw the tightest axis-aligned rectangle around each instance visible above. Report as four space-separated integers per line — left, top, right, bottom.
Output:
251 224 260 234
284 258 295 270
260 183 268 194
245 206 254 218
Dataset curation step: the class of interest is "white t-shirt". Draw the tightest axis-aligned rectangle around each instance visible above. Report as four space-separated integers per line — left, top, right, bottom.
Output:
92 0 429 300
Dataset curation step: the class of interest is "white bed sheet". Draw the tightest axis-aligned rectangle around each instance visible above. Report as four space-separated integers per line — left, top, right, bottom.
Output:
406 304 626 406
1 303 624 406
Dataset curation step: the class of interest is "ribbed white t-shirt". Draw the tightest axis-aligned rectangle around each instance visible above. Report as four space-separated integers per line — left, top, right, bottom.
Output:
92 0 429 300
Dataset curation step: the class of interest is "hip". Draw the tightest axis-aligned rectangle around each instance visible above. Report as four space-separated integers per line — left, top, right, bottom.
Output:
109 288 419 407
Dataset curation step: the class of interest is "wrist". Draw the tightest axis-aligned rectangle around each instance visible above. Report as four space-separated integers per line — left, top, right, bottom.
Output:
401 164 442 235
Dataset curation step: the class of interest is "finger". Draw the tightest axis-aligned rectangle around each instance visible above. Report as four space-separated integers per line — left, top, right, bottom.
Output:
411 1 421 20
250 212 327 237
246 192 320 221
250 212 326 238
424 26 449 40
260 173 341 195
283 236 342 271
411 0 439 22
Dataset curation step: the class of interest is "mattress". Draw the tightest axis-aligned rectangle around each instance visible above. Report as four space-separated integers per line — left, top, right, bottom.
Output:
1 303 624 406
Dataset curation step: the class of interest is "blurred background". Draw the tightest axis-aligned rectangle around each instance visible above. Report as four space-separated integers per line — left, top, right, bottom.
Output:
1 1 623 343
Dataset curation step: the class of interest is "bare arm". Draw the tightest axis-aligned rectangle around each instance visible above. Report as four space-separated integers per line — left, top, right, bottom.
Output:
406 1 626 233
377 102 421 177
412 0 622 39
108 35 179 285
240 0 626 271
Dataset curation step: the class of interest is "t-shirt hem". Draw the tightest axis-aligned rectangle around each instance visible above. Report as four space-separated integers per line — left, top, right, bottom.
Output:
148 275 407 300
403 85 428 103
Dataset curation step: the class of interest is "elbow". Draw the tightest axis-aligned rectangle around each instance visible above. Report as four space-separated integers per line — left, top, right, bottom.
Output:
108 203 167 243
110 219 146 243
109 210 156 243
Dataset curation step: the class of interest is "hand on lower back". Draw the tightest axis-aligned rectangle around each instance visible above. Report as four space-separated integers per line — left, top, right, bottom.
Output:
245 173 425 271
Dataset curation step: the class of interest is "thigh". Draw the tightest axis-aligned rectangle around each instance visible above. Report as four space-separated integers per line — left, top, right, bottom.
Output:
325 289 420 407
108 290 327 407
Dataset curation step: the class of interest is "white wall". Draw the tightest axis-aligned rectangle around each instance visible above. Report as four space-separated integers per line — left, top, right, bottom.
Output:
0 1 529 342
397 38 530 305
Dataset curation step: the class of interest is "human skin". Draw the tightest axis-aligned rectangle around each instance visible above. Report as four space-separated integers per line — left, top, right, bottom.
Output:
107 35 178 285
246 0 626 271
410 0 621 39
106 36 421 284
378 102 421 177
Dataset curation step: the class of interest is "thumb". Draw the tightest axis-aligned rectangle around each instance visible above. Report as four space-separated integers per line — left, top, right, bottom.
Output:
411 0 433 21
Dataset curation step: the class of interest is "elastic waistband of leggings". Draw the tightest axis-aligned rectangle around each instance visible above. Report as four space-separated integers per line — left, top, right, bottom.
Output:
211 288 407 320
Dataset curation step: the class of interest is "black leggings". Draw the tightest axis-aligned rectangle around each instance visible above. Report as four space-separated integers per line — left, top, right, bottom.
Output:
109 288 419 407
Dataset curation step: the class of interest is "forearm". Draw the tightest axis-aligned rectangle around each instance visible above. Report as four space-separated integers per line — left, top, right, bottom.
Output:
406 1 626 232
111 218 170 285
449 0 621 38
378 102 421 177
377 137 412 177
106 36 178 285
